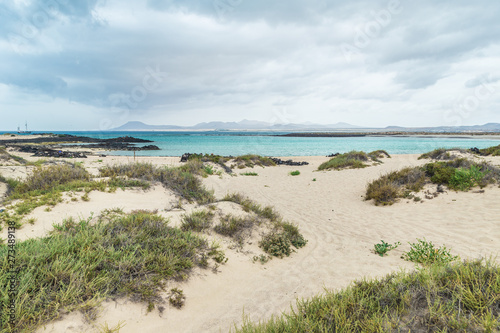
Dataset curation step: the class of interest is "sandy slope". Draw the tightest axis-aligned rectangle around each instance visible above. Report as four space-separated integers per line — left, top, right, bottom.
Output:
0 153 498 332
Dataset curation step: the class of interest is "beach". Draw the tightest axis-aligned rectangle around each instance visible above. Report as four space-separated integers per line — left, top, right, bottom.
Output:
0 146 499 332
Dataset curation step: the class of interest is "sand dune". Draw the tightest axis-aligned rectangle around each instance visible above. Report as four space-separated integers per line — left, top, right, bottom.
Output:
0 153 498 332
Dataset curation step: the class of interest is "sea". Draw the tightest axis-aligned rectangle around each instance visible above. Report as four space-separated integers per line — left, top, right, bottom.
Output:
47 131 500 157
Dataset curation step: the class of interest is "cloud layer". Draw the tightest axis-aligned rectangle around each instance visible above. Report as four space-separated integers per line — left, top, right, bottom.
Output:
1 0 499 130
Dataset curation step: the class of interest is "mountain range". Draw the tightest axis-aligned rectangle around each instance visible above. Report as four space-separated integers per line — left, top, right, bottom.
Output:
112 120 361 131
112 120 500 132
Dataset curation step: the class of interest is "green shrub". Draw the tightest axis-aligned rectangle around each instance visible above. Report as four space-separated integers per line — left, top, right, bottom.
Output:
373 240 400 257
279 221 307 249
259 232 292 258
423 161 456 184
449 165 487 191
402 239 458 265
289 170 300 176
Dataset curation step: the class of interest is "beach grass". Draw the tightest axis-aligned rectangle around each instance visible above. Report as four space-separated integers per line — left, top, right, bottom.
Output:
0 211 225 332
99 161 215 204
319 150 390 171
231 155 276 169
235 259 500 332
180 210 215 232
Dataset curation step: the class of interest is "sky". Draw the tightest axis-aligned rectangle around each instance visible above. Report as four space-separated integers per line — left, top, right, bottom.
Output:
0 0 500 131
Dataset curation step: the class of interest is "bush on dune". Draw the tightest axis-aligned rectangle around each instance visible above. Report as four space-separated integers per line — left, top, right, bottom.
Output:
365 167 425 205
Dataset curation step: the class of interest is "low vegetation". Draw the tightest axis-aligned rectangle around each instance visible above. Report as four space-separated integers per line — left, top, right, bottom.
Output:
221 193 307 257
0 164 150 228
236 259 500 332
373 240 400 257
366 157 500 205
365 167 426 205
0 211 225 332
180 210 214 232
214 214 259 244
99 161 215 204
230 154 276 169
318 150 390 171
184 153 276 171
402 238 458 265
478 144 500 156
289 170 300 176
240 172 258 176
419 148 469 160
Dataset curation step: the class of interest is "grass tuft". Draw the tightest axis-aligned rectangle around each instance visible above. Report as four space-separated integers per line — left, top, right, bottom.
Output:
180 210 214 232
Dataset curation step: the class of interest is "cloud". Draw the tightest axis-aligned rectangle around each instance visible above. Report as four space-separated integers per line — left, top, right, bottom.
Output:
0 0 500 130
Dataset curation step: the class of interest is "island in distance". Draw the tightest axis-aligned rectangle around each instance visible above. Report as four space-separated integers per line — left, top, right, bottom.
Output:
111 120 500 133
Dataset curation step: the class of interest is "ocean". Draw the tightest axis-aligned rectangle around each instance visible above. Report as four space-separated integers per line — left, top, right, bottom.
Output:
51 131 500 157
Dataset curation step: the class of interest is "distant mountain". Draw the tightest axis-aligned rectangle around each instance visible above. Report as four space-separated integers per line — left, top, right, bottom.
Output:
384 123 500 132
114 121 183 130
112 121 500 132
112 120 361 131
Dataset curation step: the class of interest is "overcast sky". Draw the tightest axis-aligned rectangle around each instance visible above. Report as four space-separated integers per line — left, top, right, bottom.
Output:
1 0 499 131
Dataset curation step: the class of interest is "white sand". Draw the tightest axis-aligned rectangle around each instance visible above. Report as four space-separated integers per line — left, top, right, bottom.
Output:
0 153 498 332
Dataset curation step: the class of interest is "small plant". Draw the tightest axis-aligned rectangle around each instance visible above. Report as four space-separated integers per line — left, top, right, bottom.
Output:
290 170 300 176
81 193 90 201
253 254 271 264
373 240 400 257
169 288 185 308
98 321 126 333
240 172 258 176
402 238 458 265
203 164 214 176
312 178 316 181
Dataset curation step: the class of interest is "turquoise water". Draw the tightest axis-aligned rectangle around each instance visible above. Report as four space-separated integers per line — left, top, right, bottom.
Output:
50 131 500 157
